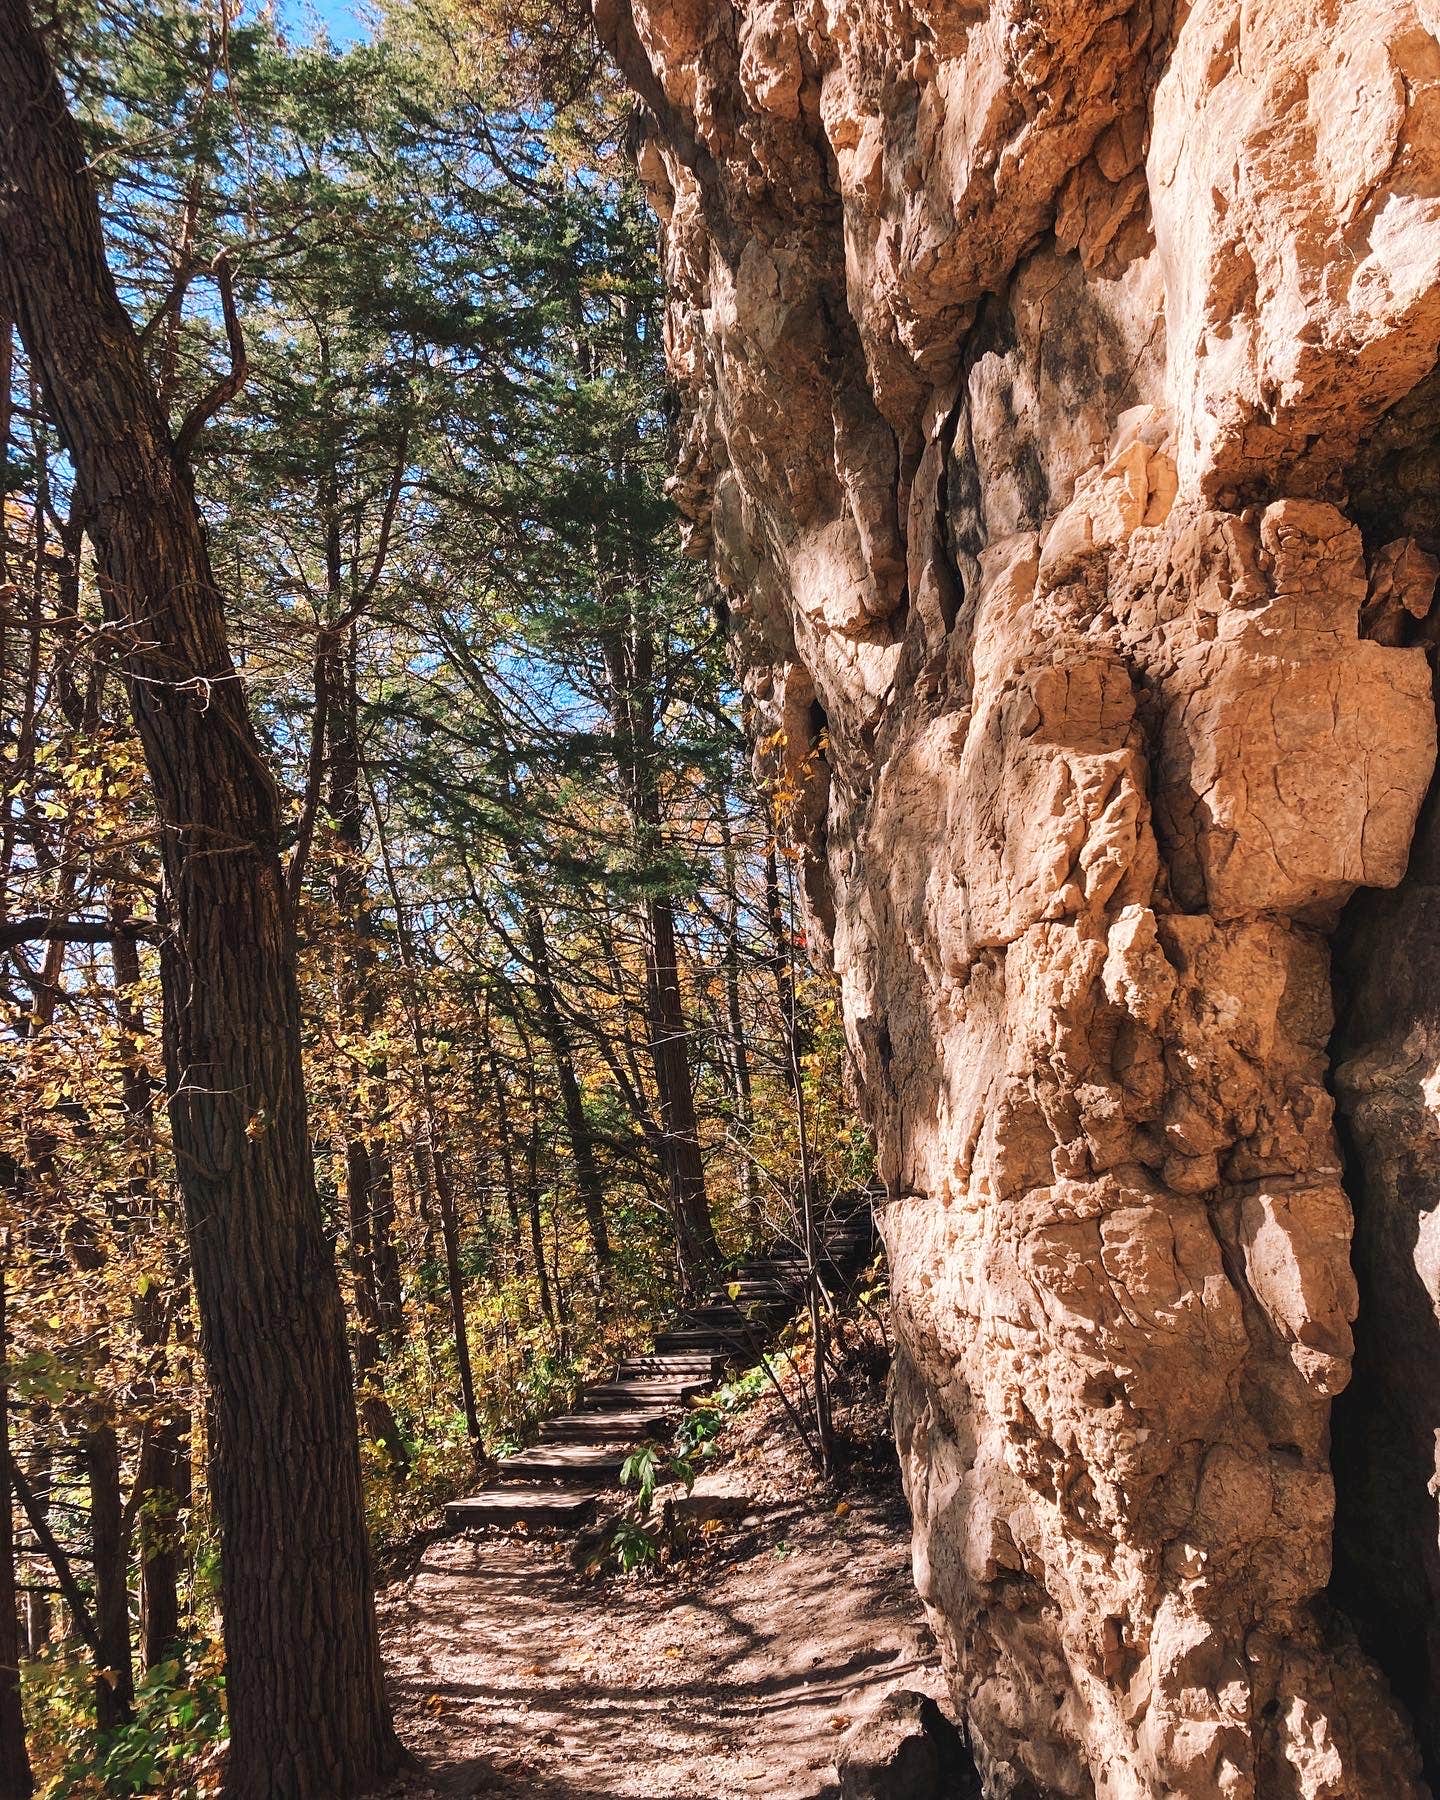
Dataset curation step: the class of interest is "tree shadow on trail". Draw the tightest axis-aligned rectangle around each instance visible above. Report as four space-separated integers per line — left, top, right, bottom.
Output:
406 1752 842 1800
380 1406 943 1800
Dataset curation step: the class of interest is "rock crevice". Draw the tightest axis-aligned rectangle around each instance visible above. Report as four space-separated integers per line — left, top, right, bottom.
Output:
594 1 1440 1791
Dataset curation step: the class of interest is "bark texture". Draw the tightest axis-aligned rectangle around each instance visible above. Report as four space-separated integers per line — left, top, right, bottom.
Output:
0 9 403 1793
594 0 1440 1792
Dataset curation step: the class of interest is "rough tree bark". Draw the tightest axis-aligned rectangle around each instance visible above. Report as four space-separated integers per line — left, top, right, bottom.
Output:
0 11 405 1794
134 1420 188 1670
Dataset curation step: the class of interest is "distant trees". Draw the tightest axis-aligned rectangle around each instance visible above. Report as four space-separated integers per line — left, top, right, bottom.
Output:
0 0 872 1792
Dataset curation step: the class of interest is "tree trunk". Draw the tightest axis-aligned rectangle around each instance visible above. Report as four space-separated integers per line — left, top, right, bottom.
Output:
109 915 191 1672
0 17 404 1795
718 802 759 1236
521 897 612 1270
85 1424 134 1730
327 637 409 1462
136 1415 188 1670
769 842 833 1472
328 611 404 1345
368 1143 405 1348
645 891 717 1274
424 1131 484 1461
764 836 806 1068
0 1246 32 1800
481 1041 524 1281
350 1299 411 1476
362 774 482 1459
598 609 715 1277
47 979 134 1721
513 1018 558 1334
18 1429 48 1659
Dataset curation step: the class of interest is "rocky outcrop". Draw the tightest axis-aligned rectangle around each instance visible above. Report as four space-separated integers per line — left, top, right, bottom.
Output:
837 1687 978 1798
592 1 1440 1792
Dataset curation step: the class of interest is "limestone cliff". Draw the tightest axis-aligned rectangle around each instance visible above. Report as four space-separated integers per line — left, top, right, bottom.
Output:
591 2 1440 1792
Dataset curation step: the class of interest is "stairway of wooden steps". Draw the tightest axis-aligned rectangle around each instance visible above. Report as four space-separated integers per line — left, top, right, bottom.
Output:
444 1214 875 1533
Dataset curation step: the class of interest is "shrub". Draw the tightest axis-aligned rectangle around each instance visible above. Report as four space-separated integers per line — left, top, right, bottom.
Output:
24 1637 227 1799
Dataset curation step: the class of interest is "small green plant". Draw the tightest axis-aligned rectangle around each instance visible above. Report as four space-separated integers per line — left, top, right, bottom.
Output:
609 1515 661 1573
619 1443 696 1518
710 1358 776 1414
25 1635 227 1799
674 1406 721 1454
606 1441 702 1574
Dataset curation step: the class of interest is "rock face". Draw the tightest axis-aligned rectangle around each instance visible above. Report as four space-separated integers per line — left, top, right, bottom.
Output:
592 1 1440 1792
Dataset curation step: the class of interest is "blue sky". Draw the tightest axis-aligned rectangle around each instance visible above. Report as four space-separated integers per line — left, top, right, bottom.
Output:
275 0 372 47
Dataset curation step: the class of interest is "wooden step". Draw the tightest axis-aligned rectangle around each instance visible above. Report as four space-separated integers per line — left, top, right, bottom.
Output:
743 1259 850 1282
580 1379 708 1409
616 1353 725 1379
446 1487 599 1530
498 1443 627 1484
679 1304 767 1330
652 1327 746 1354
758 1243 860 1262
538 1410 670 1444
445 1217 878 1539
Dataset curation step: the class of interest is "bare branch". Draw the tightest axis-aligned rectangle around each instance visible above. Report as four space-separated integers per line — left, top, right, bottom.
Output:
173 252 248 461
136 257 195 349
355 432 410 608
11 1463 102 1657
0 915 157 952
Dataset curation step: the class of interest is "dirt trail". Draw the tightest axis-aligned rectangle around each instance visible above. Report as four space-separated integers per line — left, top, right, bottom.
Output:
380 1354 948 1799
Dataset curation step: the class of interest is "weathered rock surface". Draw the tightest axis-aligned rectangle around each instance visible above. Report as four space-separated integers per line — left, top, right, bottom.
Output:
837 1687 979 1799
593 0 1440 1792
